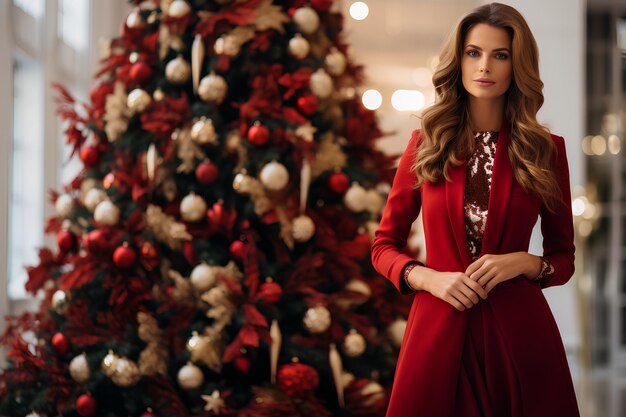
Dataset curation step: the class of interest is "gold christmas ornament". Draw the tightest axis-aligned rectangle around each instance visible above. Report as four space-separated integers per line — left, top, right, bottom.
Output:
288 34 310 60
79 177 99 202
51 289 67 311
325 48 347 76
225 130 242 153
343 330 366 357
343 183 367 213
232 172 253 194
365 189 385 214
190 330 223 372
83 188 108 212
127 88 152 113
270 319 281 384
55 194 74 217
387 319 407 348
177 362 204 390
167 0 191 18
215 35 241 57
293 7 320 34
190 262 218 293
104 82 132 143
187 331 201 351
260 161 290 191
292 215 315 242
146 143 158 181
310 69 333 99
202 390 225 414
126 8 145 29
192 34 205 93
145 204 192 251
94 200 121 226
69 353 91 383
198 72 228 104
360 381 386 407
329 343 345 407
180 193 208 223
190 117 218 145
102 350 119 377
303 305 331 333
166 55 191 85
345 279 371 300
111 357 141 387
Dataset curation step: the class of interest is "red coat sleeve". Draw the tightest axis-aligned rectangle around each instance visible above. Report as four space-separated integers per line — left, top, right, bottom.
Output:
371 130 424 294
539 135 576 289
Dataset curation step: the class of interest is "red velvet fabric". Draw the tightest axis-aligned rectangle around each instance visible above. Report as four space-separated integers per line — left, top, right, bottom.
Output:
371 121 580 416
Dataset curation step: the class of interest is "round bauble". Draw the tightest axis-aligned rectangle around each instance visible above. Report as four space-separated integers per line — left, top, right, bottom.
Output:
51 289 67 311
233 354 252 373
325 48 347 76
84 188 108 212
129 62 153 84
80 146 100 168
288 34 310 60
277 362 319 397
365 189 385 214
166 55 191 85
229 240 247 260
177 362 204 390
328 171 349 194
190 117 218 145
387 319 407 348
345 279 371 299
127 88 151 113
360 381 386 407
258 279 282 303
190 263 218 293
214 35 240 56
232 172 253 194
260 161 289 191
297 94 318 115
310 69 333 99
180 193 207 223
343 183 367 212
303 305 331 333
293 7 320 34
292 215 315 242
76 394 97 417
94 200 120 226
69 353 91 383
195 161 218 185
225 130 241 152
167 0 191 18
198 72 228 104
101 350 119 377
111 356 141 387
55 193 74 217
84 229 109 253
247 123 270 146
57 230 77 253
52 332 70 356
126 8 145 29
113 244 137 268
343 330 366 357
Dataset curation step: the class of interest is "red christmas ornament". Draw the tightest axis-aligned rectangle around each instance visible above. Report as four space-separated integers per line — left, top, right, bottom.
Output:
328 171 350 194
257 280 282 303
196 161 219 185
141 413 157 417
183 241 198 265
113 244 137 268
277 362 320 397
296 95 318 115
79 146 100 168
52 332 70 356
233 354 252 373
247 123 270 146
76 394 98 417
140 241 160 270
229 240 247 260
84 229 109 253
56 230 77 253
311 0 333 12
130 61 153 84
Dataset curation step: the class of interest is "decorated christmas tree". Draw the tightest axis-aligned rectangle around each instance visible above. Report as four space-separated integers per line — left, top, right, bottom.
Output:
0 1 415 416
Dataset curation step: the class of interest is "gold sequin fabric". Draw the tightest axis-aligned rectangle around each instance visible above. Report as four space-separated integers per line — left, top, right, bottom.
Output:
464 131 498 260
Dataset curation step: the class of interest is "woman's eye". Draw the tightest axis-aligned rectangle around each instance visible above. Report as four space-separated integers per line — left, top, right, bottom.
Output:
495 53 509 59
467 50 479 57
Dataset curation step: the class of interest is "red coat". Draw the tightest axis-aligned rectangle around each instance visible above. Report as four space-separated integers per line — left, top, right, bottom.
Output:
371 121 580 417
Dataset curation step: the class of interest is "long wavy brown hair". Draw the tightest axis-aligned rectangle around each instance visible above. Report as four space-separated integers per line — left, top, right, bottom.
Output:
414 2 560 211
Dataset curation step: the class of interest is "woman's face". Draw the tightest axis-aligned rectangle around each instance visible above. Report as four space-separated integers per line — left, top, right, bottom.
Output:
461 23 513 102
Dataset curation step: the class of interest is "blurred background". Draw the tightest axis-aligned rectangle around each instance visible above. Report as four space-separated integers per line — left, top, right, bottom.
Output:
0 0 624 415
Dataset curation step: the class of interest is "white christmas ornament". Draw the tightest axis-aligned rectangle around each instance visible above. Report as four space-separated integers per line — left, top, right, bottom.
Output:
388 319 407 347
360 381 385 407
69 353 91 383
180 193 207 222
260 161 289 191
84 188 109 212
292 215 315 242
310 69 333 99
111 357 141 387
303 305 331 333
293 7 320 34
167 0 191 18
94 200 121 226
215 35 241 57
177 362 204 390
190 117 218 145
365 189 385 214
288 34 310 60
325 48 347 76
345 279 371 299
166 55 191 85
343 330 366 357
51 290 67 311
198 72 228 104
126 8 145 29
127 88 152 113
190 263 218 293
55 194 74 217
343 183 367 212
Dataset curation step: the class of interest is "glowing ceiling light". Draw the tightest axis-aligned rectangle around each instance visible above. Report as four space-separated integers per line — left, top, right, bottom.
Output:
362 89 382 110
391 89 425 112
350 2 369 21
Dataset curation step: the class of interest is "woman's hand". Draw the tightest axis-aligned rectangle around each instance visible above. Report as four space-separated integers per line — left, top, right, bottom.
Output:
408 267 488 311
464 252 541 292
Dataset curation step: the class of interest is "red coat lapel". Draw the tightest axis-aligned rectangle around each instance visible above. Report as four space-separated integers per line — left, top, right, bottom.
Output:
445 120 513 269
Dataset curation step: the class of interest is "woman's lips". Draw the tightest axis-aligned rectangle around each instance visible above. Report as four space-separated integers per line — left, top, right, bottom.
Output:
474 79 495 87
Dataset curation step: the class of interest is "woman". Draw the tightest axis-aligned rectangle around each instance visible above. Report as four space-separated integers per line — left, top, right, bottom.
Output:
370 3 580 417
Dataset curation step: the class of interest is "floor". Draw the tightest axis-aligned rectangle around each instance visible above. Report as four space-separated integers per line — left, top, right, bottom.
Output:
570 355 626 417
